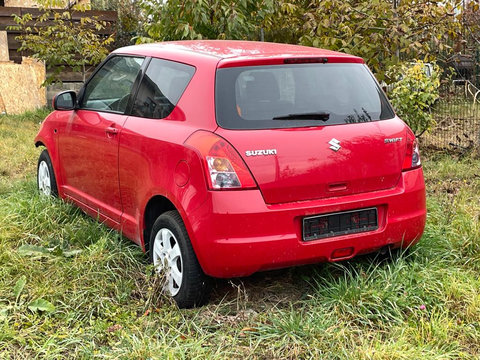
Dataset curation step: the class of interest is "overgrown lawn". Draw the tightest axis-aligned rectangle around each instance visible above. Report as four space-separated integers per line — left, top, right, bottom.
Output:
0 110 479 359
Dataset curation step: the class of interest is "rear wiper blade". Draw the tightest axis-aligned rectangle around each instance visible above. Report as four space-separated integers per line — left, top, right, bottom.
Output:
272 112 330 121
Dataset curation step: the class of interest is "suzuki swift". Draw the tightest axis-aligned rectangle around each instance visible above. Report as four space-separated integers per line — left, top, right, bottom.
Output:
35 41 426 308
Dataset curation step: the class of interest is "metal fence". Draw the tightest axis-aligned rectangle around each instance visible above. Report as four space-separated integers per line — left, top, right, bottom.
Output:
420 81 480 152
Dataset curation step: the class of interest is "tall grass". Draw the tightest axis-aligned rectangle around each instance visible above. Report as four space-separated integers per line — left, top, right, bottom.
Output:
0 110 479 358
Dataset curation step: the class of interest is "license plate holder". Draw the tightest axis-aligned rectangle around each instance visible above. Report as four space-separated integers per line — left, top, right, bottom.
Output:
303 207 378 241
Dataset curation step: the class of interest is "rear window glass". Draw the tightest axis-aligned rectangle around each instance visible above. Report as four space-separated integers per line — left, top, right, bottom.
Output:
215 63 395 129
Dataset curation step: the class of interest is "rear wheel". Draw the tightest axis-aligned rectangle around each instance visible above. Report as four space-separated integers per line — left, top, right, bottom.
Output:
149 210 210 308
37 150 58 197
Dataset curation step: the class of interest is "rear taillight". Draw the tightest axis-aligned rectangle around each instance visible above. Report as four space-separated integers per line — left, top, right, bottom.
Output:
185 131 257 190
402 132 421 171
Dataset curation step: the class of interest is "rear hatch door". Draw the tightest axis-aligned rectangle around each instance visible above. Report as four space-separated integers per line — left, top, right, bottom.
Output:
215 58 406 204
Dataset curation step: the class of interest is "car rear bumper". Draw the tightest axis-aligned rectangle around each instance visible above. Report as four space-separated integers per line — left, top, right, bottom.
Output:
187 168 426 278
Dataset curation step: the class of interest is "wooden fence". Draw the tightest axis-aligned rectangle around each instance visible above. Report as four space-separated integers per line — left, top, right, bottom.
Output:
0 6 117 82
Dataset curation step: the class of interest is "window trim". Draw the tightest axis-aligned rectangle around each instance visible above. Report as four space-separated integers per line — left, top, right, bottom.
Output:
125 57 152 115
128 56 197 120
77 54 148 115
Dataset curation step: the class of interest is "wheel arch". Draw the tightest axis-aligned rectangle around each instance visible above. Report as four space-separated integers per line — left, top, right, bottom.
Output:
34 132 63 197
142 195 177 255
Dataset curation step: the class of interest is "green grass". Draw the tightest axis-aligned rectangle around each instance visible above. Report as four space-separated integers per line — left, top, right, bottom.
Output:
1 109 479 359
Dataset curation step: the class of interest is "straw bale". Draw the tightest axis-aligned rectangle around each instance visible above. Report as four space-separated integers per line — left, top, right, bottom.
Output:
5 0 40 7
0 92 6 115
0 57 46 115
0 32 8 62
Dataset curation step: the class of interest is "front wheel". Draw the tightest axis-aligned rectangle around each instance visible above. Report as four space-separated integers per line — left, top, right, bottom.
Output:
149 210 210 308
37 149 58 197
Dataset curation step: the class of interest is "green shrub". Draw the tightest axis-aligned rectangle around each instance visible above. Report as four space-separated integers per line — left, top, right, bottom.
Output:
387 60 442 136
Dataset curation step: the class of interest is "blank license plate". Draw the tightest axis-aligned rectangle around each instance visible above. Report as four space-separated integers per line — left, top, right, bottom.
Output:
303 208 378 241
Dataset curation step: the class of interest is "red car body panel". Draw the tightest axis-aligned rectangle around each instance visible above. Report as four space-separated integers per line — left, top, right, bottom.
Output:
35 40 427 278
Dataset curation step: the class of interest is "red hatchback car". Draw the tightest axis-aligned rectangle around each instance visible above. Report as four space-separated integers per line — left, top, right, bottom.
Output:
35 41 426 308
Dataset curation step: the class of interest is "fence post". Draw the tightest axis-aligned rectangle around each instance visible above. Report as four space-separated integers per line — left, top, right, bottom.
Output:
476 47 480 88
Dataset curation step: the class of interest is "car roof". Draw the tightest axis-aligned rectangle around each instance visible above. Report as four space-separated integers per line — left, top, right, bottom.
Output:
114 40 364 67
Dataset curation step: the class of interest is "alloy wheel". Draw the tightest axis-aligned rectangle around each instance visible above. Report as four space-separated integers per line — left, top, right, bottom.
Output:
153 228 183 296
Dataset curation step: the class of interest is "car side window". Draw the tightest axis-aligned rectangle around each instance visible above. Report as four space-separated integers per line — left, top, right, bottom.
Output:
131 58 195 119
80 56 144 113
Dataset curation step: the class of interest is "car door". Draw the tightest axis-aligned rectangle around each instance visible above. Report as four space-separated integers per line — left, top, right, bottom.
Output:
58 55 144 225
117 58 196 243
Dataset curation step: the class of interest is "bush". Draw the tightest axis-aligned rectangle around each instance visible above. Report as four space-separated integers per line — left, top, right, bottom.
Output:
387 60 442 136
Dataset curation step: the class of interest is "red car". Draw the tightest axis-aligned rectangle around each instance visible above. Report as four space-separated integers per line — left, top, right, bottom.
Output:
35 41 426 308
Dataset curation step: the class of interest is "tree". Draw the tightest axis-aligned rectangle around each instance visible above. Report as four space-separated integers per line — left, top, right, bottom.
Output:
461 0 480 52
137 0 275 43
91 0 145 48
137 0 465 81
294 0 461 80
11 0 114 84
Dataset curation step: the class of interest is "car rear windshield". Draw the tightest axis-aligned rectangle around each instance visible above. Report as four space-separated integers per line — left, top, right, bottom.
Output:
215 63 395 129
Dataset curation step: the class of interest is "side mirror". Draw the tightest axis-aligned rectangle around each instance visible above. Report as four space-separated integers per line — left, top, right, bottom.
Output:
53 91 77 111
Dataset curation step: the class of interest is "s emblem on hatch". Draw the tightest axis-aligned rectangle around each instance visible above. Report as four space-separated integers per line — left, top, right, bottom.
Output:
328 138 341 152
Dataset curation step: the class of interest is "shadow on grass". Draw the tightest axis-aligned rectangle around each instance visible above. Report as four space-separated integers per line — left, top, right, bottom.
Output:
208 247 418 311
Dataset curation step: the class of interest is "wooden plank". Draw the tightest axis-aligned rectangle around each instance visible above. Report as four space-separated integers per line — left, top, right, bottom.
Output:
16 8 117 21
1 19 116 31
8 7 118 21
4 29 115 36
0 18 21 27
70 10 117 21
8 52 23 64
0 7 116 28
7 39 21 51
1 6 117 15
7 33 19 43
0 8 21 16
47 68 94 82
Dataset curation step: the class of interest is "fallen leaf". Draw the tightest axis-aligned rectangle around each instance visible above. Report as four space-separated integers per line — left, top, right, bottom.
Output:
63 249 83 257
13 276 26 302
0 306 11 321
17 245 50 257
28 298 55 313
107 324 122 333
17 245 82 258
239 326 257 336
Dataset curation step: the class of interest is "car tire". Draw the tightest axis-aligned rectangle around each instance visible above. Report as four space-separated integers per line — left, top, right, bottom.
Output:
149 210 210 308
37 149 58 197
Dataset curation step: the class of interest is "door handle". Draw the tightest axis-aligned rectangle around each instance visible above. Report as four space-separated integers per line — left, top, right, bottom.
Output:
105 126 119 135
